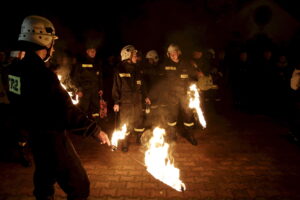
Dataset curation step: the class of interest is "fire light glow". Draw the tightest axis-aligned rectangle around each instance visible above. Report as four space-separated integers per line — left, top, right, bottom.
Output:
145 127 186 192
188 84 206 128
111 124 127 150
57 75 79 105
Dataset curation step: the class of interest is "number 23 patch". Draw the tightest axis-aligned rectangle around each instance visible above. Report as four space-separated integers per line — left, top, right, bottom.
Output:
8 75 21 95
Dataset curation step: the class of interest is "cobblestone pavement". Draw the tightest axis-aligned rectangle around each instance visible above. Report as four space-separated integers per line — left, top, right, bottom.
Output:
1 109 300 200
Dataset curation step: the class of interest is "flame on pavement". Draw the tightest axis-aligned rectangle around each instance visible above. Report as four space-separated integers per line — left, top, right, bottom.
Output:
188 84 206 128
145 127 186 192
111 124 127 150
57 75 79 105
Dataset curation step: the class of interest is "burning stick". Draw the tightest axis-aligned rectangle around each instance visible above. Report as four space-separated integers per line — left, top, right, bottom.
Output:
188 84 206 128
111 124 127 151
145 127 186 192
57 75 79 105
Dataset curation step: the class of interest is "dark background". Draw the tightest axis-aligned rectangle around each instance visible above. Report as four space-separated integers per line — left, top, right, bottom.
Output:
1 0 299 58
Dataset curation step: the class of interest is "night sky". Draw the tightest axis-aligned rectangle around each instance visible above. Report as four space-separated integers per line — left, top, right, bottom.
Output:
0 0 299 57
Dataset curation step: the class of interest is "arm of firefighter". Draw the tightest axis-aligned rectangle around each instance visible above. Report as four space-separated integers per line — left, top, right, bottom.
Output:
51 74 108 142
98 65 104 94
72 64 83 92
93 130 111 146
189 63 199 82
140 75 150 103
112 70 121 105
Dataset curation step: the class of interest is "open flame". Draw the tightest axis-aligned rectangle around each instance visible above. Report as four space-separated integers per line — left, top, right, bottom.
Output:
145 127 186 192
111 124 127 150
57 75 79 105
188 84 206 128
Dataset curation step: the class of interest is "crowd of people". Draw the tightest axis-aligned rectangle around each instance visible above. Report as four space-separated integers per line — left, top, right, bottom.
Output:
0 15 299 200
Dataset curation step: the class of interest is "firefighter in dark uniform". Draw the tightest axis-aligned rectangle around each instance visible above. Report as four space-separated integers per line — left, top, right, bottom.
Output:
161 44 198 145
112 45 151 152
6 15 110 200
73 45 103 124
142 50 167 128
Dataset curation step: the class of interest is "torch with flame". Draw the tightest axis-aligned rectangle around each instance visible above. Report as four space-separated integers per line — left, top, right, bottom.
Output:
57 75 79 105
188 84 206 128
144 127 186 192
111 124 127 151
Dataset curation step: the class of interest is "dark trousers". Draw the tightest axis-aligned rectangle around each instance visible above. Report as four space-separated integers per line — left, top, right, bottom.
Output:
167 94 195 135
144 105 168 129
119 103 144 132
78 89 99 117
31 130 89 200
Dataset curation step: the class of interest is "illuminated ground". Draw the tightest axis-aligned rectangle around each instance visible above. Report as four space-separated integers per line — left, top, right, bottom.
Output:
1 107 300 200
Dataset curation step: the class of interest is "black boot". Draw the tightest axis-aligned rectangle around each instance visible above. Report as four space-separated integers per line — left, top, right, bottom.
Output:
136 132 142 144
186 130 197 146
121 136 129 152
18 142 32 167
166 126 177 142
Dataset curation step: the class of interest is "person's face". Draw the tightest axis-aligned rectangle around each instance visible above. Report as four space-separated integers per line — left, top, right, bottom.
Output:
148 58 155 65
86 48 96 58
193 51 203 59
131 52 137 64
169 51 180 63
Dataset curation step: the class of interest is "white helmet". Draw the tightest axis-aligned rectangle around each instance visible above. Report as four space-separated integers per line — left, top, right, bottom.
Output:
207 48 216 58
167 44 181 57
18 15 58 49
120 45 137 61
146 50 159 63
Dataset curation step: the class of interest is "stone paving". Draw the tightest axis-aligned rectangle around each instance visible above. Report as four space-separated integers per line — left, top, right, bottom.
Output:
1 109 300 200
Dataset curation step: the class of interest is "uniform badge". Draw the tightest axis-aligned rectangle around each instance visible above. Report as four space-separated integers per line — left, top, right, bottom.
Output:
8 75 21 95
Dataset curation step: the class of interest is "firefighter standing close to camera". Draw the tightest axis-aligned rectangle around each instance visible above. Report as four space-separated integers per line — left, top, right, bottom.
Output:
112 45 151 152
6 15 110 200
161 44 198 145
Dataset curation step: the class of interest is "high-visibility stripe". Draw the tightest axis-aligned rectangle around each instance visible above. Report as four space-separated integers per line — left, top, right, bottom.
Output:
184 122 194 127
134 128 145 132
136 80 141 85
180 74 189 78
82 64 93 68
119 73 131 77
167 121 177 126
92 113 99 117
165 66 177 70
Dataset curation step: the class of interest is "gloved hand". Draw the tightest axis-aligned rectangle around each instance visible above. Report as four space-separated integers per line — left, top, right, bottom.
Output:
98 90 103 97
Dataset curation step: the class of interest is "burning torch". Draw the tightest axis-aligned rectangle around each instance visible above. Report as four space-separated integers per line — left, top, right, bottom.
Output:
57 74 79 105
188 84 206 128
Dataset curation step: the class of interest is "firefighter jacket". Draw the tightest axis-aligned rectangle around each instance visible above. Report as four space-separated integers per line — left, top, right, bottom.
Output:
112 61 147 105
161 58 197 97
141 62 164 105
73 57 103 92
6 51 101 137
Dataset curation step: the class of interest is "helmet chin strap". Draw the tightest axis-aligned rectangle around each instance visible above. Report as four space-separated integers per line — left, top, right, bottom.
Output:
43 49 51 63
43 40 54 63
